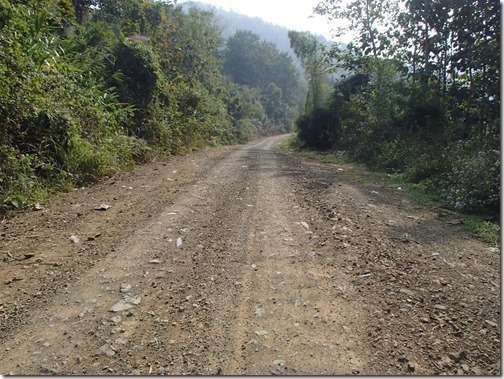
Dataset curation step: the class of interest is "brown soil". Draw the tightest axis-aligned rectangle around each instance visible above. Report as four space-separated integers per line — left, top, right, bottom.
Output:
0 135 500 375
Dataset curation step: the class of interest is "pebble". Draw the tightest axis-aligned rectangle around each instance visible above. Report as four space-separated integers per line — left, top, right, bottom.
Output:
110 300 134 312
484 320 497 327
407 361 415 372
399 288 415 297
110 316 122 324
120 284 132 293
255 330 268 336
100 344 116 356
448 351 466 363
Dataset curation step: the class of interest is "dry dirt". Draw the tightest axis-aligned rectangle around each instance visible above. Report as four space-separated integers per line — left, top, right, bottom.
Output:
0 135 500 375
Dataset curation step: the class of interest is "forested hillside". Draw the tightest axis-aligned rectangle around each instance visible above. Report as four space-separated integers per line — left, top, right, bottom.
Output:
180 1 336 56
291 0 500 218
0 0 304 215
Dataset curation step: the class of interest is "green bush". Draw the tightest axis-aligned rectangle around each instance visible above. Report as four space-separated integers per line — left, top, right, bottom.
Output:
296 107 340 150
438 146 500 214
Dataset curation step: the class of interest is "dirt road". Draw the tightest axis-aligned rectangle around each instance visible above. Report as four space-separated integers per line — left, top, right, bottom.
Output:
0 135 500 375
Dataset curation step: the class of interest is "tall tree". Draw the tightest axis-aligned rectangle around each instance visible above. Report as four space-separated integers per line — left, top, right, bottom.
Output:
314 0 398 58
288 30 328 112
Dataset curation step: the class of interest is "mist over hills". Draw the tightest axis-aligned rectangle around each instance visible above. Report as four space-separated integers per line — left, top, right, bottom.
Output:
179 1 344 57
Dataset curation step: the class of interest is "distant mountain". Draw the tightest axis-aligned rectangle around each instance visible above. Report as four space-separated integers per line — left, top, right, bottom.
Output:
179 1 348 80
179 1 342 54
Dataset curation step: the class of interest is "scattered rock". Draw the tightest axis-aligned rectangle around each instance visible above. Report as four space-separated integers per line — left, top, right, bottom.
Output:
254 307 265 316
110 300 135 312
94 204 111 211
407 361 415 372
255 330 268 336
448 351 466 363
69 235 80 244
124 295 141 305
119 284 132 293
484 320 498 327
300 221 309 230
176 237 183 248
110 316 122 324
399 288 415 297
100 344 116 356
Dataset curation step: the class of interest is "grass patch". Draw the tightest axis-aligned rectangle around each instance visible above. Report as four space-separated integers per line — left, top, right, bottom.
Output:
462 217 501 246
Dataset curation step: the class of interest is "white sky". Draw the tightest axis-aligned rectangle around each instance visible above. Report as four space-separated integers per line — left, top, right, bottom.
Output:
176 0 344 42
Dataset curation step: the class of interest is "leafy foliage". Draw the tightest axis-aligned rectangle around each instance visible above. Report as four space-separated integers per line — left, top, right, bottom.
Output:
0 0 303 216
223 30 303 134
297 0 500 217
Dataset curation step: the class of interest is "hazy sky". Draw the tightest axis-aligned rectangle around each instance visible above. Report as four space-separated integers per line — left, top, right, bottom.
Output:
176 0 342 42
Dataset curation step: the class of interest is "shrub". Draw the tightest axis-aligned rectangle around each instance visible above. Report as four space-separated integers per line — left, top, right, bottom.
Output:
296 107 340 150
438 147 500 214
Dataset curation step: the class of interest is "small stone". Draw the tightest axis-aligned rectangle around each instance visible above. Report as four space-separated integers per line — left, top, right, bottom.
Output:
484 320 498 327
69 235 80 244
448 351 466 363
110 300 134 312
100 344 115 356
119 284 131 293
149 259 160 264
94 204 111 211
251 264 258 270
124 295 141 305
273 359 286 366
110 316 122 324
407 362 415 372
255 330 268 336
399 288 415 297
434 305 447 311
471 366 482 375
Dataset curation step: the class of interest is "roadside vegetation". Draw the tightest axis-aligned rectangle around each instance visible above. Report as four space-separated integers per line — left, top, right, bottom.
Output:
280 136 500 245
288 0 500 240
0 0 305 217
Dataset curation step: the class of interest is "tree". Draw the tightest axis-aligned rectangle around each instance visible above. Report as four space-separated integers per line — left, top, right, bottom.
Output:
314 0 398 58
223 30 303 132
288 30 328 112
